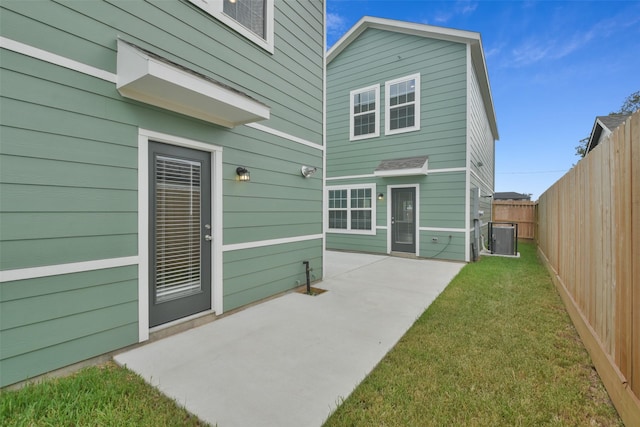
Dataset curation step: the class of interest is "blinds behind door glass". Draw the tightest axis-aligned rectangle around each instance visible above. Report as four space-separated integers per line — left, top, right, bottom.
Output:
155 155 202 302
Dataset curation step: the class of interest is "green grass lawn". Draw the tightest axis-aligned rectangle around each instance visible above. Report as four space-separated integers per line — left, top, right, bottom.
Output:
0 362 208 426
1 243 622 426
323 242 622 426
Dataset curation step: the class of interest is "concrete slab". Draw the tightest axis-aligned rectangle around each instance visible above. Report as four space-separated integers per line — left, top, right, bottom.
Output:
114 251 464 427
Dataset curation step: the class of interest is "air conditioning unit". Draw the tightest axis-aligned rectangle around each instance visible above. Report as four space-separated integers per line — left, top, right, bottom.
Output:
489 222 518 256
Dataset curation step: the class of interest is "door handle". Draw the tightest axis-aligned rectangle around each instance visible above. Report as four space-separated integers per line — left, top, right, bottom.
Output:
204 235 213 241
391 217 395 225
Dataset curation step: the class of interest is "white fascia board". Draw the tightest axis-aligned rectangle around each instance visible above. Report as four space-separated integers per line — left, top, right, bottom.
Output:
327 16 481 63
117 40 269 128
374 168 427 177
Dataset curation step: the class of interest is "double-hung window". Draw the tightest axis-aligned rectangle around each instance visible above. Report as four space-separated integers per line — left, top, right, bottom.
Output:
188 0 275 53
327 184 376 235
385 73 420 135
350 84 380 140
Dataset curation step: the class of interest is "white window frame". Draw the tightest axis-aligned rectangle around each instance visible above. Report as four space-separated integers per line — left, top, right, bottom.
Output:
188 0 275 54
385 73 421 135
349 84 380 141
327 184 377 235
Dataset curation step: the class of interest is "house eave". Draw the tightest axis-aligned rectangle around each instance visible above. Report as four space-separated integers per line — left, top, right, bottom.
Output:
116 39 270 128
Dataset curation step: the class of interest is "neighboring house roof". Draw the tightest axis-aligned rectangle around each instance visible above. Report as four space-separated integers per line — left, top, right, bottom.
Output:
326 16 499 140
586 114 631 153
494 192 531 201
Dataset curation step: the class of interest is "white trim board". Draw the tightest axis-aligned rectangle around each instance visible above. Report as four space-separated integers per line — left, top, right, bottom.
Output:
0 256 138 283
246 123 324 151
419 227 467 233
0 37 117 83
223 234 323 252
326 167 466 182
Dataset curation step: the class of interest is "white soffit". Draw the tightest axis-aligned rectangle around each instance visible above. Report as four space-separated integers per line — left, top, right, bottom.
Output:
116 40 270 128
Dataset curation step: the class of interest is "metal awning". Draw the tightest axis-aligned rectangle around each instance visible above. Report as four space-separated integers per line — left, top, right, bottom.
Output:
374 155 428 177
116 39 270 128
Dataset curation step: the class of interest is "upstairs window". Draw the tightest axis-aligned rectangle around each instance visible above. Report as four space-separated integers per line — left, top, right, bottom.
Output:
350 84 380 140
188 0 274 53
327 185 376 235
385 73 420 135
223 0 265 39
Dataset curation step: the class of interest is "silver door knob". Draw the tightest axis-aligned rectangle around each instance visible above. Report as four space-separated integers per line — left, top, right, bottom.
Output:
204 235 213 241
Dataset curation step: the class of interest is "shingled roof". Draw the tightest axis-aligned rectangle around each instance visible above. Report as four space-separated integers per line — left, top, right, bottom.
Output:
586 114 631 153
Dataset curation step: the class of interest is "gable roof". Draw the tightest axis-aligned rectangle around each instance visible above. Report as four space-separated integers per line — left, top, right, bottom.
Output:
326 16 498 140
586 114 631 153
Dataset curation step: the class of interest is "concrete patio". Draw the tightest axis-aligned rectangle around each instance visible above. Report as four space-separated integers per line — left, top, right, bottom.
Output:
114 251 463 427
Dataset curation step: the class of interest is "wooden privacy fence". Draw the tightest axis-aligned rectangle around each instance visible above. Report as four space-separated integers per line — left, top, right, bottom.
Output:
492 200 536 239
537 111 640 426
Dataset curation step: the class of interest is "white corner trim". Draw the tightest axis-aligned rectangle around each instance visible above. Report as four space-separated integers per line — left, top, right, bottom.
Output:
223 234 323 252
0 37 117 83
246 123 324 151
0 256 138 283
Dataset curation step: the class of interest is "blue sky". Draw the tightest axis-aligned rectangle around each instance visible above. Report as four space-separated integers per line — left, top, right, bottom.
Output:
325 0 640 200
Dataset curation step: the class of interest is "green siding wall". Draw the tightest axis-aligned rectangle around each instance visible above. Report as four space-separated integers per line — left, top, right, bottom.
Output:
326 173 467 260
326 233 387 254
0 266 138 386
223 240 323 312
326 28 469 261
326 28 468 178
0 0 323 143
1 0 323 387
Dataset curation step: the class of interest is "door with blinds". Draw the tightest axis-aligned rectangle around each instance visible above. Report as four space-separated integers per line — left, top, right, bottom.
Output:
149 141 212 327
391 187 416 253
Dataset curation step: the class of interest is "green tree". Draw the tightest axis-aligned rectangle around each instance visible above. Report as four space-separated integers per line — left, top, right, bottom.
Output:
614 90 640 114
575 90 639 158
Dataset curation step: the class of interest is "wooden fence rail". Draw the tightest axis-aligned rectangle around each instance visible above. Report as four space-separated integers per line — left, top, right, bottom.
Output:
537 111 640 426
492 200 536 239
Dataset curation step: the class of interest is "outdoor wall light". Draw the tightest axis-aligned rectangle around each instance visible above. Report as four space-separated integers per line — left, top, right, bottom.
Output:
301 165 317 178
236 166 250 182
377 193 384 200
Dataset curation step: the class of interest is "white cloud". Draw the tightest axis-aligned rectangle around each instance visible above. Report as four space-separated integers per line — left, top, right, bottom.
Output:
326 12 348 37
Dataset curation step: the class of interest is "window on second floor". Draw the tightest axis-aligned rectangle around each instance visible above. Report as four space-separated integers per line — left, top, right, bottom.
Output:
188 0 275 53
350 84 380 141
385 73 420 135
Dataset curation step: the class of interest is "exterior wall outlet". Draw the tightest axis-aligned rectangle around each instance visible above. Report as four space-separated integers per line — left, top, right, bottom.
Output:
432 237 439 243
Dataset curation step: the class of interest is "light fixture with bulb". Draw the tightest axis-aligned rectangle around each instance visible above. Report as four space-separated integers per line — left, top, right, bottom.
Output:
236 166 250 182
301 165 317 178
